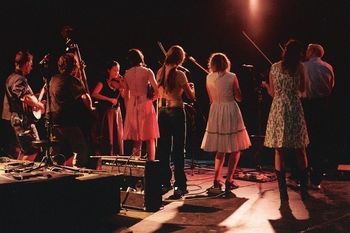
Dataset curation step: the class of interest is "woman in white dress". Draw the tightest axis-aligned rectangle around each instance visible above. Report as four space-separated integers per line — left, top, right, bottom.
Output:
201 53 251 194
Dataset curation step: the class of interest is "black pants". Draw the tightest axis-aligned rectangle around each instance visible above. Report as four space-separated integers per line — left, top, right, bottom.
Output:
303 97 331 185
156 107 187 190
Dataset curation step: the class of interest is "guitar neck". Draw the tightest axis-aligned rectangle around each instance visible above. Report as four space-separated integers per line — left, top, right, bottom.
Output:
37 83 47 101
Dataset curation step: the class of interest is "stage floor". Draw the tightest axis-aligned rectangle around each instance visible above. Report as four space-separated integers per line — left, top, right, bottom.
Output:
115 161 350 233
1 158 349 233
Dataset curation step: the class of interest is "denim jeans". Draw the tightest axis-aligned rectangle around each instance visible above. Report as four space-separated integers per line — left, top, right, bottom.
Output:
156 107 187 190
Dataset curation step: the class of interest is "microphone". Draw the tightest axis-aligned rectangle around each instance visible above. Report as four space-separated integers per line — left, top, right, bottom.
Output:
187 56 209 74
187 56 196 62
242 64 254 68
39 53 50 65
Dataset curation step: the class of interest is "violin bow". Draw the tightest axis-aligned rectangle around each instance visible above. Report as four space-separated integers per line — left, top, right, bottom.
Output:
242 31 273 65
156 41 190 73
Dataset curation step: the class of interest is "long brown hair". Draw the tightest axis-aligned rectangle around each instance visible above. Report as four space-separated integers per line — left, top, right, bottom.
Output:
282 39 304 76
158 45 185 93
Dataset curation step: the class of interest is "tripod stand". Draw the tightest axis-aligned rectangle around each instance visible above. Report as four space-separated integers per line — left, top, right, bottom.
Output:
184 101 213 175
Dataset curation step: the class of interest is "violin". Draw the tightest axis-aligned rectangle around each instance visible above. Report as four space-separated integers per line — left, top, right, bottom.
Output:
107 74 123 91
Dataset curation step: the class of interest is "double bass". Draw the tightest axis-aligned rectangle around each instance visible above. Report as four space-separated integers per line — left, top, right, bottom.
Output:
61 25 90 94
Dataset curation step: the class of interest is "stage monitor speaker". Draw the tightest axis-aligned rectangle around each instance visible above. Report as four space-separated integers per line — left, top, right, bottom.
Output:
100 158 162 211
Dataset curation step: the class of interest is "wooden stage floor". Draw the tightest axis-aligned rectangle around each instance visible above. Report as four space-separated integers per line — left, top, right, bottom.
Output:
1 157 349 233
115 161 350 233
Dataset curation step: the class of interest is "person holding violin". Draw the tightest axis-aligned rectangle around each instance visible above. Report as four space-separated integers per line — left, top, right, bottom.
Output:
91 60 125 156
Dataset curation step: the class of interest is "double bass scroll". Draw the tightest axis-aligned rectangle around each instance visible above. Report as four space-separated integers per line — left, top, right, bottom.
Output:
61 26 90 94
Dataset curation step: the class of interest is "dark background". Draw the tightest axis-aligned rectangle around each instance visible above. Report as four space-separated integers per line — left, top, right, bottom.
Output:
0 0 349 166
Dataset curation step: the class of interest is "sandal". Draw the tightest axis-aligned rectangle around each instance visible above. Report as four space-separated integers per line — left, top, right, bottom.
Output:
225 180 239 191
207 180 224 195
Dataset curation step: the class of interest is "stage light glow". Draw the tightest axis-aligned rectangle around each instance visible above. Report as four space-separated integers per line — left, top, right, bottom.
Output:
245 0 266 40
249 0 259 18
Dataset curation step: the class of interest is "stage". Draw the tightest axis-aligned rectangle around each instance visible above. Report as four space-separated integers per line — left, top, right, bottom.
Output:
0 158 121 233
117 160 350 233
1 157 349 233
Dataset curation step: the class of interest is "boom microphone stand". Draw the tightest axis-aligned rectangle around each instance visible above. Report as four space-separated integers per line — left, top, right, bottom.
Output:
185 55 211 175
248 66 265 171
25 60 78 173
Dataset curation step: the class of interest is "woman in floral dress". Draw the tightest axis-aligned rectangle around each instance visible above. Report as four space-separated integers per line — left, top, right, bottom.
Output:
263 39 309 201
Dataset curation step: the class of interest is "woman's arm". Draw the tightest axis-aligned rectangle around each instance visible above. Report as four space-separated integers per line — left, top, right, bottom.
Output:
148 69 159 100
91 82 118 106
183 82 196 101
262 68 274 97
233 74 242 102
206 81 212 104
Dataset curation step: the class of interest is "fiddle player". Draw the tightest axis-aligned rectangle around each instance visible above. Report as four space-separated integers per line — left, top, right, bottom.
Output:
91 60 125 156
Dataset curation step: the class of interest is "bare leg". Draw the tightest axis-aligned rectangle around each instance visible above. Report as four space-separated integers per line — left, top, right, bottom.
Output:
226 151 240 182
146 139 156 161
275 148 285 171
214 152 225 182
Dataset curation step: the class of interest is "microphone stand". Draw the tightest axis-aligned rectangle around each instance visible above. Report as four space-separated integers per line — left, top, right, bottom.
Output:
25 63 78 173
242 65 268 179
187 56 209 74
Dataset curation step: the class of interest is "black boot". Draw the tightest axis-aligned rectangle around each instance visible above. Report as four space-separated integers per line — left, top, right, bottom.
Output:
299 169 310 200
276 170 289 202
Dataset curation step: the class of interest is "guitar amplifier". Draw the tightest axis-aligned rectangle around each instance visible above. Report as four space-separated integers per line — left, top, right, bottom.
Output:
99 156 162 211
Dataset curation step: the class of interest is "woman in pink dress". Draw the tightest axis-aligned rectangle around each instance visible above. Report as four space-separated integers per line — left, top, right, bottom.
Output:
123 49 159 161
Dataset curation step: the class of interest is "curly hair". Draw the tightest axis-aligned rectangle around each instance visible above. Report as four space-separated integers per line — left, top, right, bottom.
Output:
57 53 78 74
